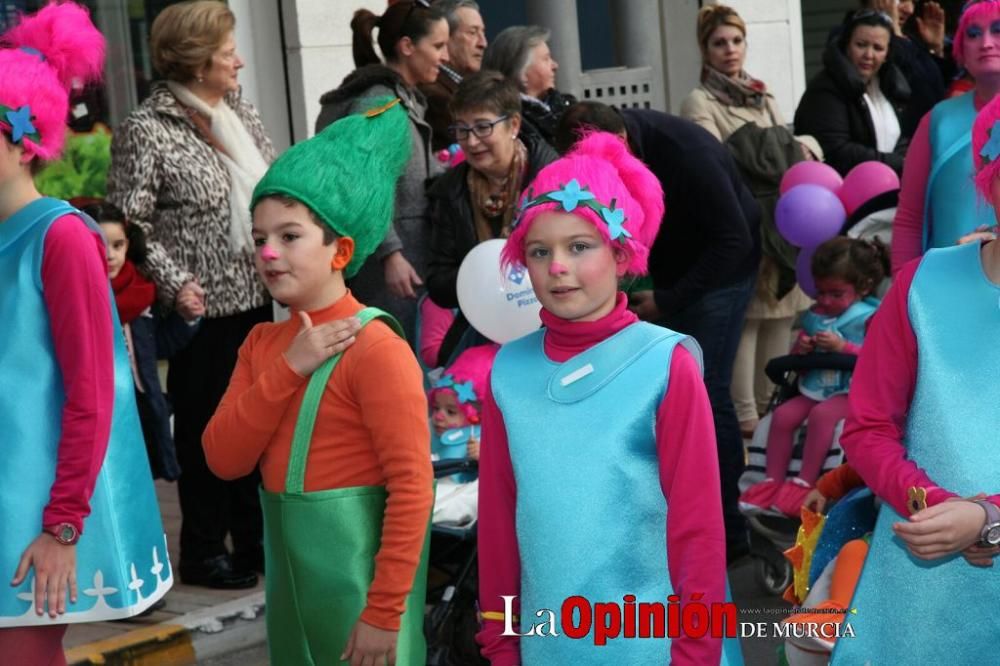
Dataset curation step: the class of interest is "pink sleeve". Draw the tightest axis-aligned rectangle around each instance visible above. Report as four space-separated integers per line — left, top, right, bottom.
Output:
840 260 962 515
842 341 863 355
418 297 454 368
40 215 115 533
891 113 931 275
657 347 725 665
476 376 521 666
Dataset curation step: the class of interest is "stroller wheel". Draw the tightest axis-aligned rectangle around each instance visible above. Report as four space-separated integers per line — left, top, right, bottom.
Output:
755 556 793 596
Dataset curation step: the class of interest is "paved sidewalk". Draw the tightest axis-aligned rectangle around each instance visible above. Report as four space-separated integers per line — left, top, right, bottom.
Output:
63 480 267 665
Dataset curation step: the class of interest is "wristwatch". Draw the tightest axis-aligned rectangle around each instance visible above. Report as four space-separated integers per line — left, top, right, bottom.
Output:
972 499 1000 547
44 523 79 545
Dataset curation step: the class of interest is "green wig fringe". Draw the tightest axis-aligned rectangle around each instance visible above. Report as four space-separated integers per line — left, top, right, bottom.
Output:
251 96 411 277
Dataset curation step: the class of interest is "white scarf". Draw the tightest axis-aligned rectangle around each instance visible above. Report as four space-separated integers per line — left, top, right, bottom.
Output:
863 77 901 154
167 81 269 256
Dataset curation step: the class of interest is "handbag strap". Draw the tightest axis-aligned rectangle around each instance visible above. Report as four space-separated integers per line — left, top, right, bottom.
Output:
285 307 405 493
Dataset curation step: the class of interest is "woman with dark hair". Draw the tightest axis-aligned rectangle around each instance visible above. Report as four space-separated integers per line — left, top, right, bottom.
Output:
794 9 911 176
425 70 557 363
482 25 576 147
315 1 449 342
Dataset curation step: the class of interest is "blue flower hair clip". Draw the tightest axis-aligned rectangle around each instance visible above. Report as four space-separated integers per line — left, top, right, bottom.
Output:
453 380 477 404
0 103 40 144
981 120 1000 165
512 178 632 243
433 374 455 389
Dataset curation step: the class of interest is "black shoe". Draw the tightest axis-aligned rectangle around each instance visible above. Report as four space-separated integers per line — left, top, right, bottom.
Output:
232 547 265 576
179 554 258 589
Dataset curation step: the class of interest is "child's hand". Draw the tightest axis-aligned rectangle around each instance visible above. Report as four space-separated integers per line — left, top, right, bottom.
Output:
467 436 480 461
10 533 77 618
892 498 987 560
961 543 1000 568
803 488 828 514
283 312 360 376
813 331 845 352
175 280 205 320
340 619 398 666
794 332 814 354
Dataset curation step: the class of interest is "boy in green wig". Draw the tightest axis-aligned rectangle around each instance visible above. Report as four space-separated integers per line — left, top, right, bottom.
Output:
203 98 433 666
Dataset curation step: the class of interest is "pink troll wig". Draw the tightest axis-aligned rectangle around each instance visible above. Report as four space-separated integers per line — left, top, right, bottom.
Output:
972 91 1000 201
952 0 1000 68
502 131 665 276
0 2 105 161
428 343 500 424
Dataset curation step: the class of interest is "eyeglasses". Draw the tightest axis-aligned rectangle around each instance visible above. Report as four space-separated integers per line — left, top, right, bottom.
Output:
449 115 510 141
850 9 895 29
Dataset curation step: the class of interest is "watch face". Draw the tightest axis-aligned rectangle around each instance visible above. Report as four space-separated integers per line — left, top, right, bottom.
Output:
987 525 1000 546
59 525 75 542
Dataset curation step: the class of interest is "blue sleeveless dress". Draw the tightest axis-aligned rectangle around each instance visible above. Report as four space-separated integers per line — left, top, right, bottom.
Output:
798 297 878 400
831 242 1000 663
924 93 995 250
0 198 171 626
492 322 742 665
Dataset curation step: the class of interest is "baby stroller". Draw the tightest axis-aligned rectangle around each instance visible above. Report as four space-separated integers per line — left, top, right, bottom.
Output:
739 352 856 596
426 456 484 666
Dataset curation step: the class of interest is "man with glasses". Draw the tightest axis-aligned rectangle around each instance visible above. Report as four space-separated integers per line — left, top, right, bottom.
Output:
423 0 488 150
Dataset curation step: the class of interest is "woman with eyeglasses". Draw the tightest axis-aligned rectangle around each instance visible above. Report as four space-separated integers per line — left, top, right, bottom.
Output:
425 71 557 363
482 25 577 149
891 0 1000 273
315 0 448 343
794 9 911 177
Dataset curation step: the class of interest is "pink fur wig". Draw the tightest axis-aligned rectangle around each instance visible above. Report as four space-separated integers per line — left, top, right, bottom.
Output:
502 131 665 276
0 2 105 161
429 343 500 423
972 91 1000 201
953 0 1000 67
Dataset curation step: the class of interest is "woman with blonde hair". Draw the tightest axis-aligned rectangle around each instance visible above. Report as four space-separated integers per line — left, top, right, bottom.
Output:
681 4 816 438
108 0 279 590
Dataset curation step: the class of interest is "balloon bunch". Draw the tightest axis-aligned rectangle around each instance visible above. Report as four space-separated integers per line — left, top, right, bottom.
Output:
435 143 465 168
456 239 542 343
776 161 898 297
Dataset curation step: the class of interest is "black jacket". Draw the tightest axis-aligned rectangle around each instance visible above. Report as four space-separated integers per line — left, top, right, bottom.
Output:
426 132 558 308
520 88 576 150
621 109 761 316
794 42 911 176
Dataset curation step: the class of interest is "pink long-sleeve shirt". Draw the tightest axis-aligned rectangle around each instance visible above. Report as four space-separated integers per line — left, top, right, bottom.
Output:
841 258 1000 515
476 294 726 666
38 215 115 533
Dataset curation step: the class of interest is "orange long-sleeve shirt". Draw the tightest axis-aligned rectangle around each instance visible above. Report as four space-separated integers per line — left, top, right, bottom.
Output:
203 291 432 631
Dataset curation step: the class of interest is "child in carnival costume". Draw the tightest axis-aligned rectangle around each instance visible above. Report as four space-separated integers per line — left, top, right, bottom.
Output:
477 132 742 665
830 91 1000 664
203 97 434 666
0 4 172 662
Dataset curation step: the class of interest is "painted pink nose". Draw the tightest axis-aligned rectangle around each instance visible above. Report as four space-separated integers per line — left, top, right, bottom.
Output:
260 245 279 261
549 260 567 276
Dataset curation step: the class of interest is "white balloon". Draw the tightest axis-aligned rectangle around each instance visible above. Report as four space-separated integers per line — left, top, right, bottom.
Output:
456 239 542 344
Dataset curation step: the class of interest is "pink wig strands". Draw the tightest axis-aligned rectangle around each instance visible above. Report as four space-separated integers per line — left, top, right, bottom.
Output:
952 0 1000 67
502 131 665 276
428 343 500 423
0 2 106 160
972 92 1000 202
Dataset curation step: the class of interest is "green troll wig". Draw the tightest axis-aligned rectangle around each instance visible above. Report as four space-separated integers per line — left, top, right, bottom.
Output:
250 97 411 277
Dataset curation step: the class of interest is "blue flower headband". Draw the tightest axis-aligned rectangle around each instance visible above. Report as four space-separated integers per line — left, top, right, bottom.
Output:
512 178 632 243
432 375 477 403
0 103 39 145
981 119 1000 167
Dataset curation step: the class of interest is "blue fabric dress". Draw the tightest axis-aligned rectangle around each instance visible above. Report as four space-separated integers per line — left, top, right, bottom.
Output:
831 242 1000 663
491 322 742 665
798 297 878 400
0 198 171 626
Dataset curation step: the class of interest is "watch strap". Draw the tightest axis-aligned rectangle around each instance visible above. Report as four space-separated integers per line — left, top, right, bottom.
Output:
972 499 1000 545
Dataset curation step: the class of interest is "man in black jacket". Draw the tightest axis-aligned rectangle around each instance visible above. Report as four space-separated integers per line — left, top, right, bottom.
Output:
556 102 760 562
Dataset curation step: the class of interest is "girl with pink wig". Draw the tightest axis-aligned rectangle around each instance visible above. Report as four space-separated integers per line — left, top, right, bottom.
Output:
477 132 740 665
0 4 172 662
829 90 1000 663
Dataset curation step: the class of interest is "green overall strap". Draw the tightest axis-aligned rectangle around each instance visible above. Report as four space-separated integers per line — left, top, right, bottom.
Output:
284 307 405 493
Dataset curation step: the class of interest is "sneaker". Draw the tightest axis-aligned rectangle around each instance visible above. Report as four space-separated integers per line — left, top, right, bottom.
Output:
739 478 781 514
772 478 814 517
784 600 846 652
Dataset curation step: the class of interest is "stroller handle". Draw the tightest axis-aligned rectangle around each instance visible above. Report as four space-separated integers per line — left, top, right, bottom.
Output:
433 458 478 479
764 352 857 388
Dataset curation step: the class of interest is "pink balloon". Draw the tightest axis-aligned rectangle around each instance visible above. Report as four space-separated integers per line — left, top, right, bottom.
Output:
837 161 900 216
780 161 844 195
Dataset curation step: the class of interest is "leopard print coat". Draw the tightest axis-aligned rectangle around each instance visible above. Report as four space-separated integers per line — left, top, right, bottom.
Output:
107 83 276 319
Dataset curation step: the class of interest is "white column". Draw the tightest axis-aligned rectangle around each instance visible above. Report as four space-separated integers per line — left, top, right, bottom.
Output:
660 0 702 114
611 0 667 111
230 0 291 151
526 0 583 98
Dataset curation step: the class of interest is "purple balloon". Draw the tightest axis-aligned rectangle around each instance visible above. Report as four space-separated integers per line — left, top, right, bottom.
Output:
775 184 846 248
796 248 817 298
780 161 843 195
